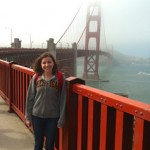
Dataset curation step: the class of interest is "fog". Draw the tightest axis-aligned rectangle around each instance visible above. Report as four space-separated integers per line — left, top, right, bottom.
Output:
0 0 150 58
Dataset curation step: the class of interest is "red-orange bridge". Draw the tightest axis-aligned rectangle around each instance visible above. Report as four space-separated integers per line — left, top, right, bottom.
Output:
0 45 112 78
0 56 150 150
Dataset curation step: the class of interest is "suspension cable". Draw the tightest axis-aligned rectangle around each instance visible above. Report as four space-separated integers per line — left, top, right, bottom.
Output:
56 3 83 45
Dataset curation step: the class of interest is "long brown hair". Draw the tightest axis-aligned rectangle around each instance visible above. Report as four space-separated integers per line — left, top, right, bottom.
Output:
32 52 58 74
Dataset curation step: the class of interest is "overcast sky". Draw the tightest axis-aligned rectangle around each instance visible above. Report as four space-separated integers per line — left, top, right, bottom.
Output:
0 0 150 57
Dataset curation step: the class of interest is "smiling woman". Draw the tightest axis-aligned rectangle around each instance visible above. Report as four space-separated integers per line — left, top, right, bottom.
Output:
25 51 67 149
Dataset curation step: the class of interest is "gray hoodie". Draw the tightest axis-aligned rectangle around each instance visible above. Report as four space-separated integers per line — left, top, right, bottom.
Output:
25 73 66 128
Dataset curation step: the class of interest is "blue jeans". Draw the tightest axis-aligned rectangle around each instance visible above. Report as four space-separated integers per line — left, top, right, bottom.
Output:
32 115 58 150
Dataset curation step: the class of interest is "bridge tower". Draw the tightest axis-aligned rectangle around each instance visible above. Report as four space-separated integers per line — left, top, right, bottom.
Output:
83 2 101 80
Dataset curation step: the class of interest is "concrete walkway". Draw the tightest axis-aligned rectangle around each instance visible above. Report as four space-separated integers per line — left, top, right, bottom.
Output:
0 96 34 150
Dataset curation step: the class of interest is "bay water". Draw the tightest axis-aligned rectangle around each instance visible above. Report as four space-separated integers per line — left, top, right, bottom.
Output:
76 57 150 104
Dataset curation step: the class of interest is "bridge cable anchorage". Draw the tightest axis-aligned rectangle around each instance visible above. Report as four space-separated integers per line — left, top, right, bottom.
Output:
56 3 83 45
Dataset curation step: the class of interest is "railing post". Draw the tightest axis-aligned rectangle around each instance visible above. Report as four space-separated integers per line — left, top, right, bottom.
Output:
8 61 17 113
60 77 85 150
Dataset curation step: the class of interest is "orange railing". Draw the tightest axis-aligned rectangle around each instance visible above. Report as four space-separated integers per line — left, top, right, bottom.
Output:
0 59 150 150
66 79 150 150
0 60 13 110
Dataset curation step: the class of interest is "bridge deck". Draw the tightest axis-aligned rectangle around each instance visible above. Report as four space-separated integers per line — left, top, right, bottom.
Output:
0 96 34 150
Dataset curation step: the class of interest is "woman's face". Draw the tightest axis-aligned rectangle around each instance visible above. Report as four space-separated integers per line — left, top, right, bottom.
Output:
41 56 54 73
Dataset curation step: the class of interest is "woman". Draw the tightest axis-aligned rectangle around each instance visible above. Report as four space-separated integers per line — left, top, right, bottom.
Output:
25 52 66 150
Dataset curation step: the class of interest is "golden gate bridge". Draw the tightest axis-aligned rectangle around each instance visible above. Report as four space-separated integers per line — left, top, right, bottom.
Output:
0 1 150 149
0 1 113 80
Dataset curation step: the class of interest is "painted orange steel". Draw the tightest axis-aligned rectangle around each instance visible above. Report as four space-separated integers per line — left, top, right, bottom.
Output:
0 60 16 112
84 2 101 79
133 117 144 150
100 104 107 150
0 59 150 150
114 110 124 150
77 95 83 150
0 60 10 103
87 99 94 150
71 83 150 150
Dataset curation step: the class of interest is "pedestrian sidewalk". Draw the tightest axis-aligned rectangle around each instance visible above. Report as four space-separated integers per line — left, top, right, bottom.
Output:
0 96 34 150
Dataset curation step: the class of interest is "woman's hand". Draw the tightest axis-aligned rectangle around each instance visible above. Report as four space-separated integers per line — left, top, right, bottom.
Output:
26 120 32 127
